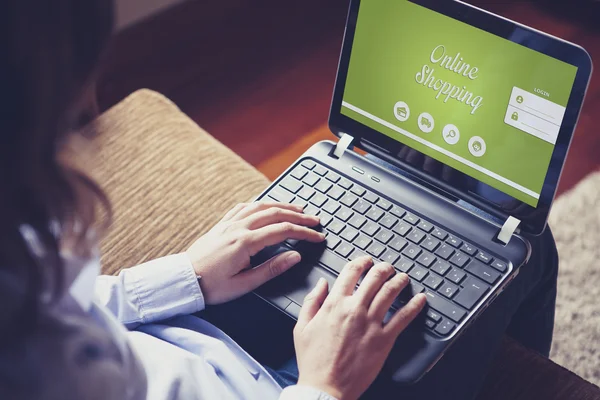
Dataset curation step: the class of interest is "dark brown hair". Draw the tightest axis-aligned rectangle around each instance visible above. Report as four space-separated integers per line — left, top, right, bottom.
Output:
0 0 114 339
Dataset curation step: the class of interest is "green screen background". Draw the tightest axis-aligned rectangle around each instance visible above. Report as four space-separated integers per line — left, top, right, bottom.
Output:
341 0 578 206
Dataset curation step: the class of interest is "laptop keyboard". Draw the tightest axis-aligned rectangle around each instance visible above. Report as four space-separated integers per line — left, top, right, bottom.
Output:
264 159 510 337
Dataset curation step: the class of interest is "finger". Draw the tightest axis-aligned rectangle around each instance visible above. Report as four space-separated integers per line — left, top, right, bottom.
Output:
328 256 373 298
243 208 320 231
296 278 329 332
384 293 427 337
354 262 395 306
232 251 302 296
230 202 304 222
220 203 249 222
369 273 410 321
246 223 326 255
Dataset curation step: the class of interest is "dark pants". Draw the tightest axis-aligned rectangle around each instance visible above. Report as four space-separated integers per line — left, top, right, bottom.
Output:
200 228 558 399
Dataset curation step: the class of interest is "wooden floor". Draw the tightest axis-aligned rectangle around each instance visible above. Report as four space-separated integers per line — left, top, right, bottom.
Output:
98 0 600 196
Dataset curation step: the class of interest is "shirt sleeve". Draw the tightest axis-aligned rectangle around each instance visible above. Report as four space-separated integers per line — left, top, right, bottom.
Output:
279 385 339 400
94 253 205 329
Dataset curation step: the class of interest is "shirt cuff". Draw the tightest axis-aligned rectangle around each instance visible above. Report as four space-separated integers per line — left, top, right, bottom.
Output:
279 385 339 400
126 253 205 323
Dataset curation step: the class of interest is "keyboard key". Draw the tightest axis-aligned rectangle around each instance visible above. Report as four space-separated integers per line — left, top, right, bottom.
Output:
327 220 345 235
335 242 354 258
465 260 501 284
423 273 443 290
353 199 371 215
475 251 493 264
402 244 422 260
362 221 380 237
461 242 478 256
335 206 354 222
422 236 441 252
491 260 508 272
391 206 406 218
348 214 367 229
455 278 489 310
367 242 386 258
269 188 294 203
407 229 426 244
314 165 328 176
392 221 412 237
281 178 303 194
432 227 448 240
375 229 394 245
322 201 340 215
381 250 400 265
408 266 428 281
319 213 333 227
424 291 466 322
303 173 320 187
291 166 308 180
446 268 466 284
396 259 414 273
416 252 436 268
366 207 384 222
417 220 434 233
403 213 420 225
310 193 328 207
439 282 459 299
376 198 392 211
315 180 333 194
431 260 451 276
340 227 359 243
327 186 346 201
389 237 408 252
317 250 349 275
450 252 470 268
380 215 398 230
348 215 367 229
326 171 341 183
304 204 319 216
446 235 463 248
427 309 442 322
301 160 316 170
349 250 368 261
364 192 379 203
350 185 366 196
435 244 455 260
435 319 456 336
353 234 373 250
338 178 353 190
298 187 315 201
291 197 307 208
326 235 341 250
425 319 437 329
340 193 359 208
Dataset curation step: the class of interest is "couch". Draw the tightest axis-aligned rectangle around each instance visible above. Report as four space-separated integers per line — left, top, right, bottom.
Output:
89 89 600 399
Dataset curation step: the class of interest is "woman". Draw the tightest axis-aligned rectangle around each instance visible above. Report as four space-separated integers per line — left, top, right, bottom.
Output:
0 1 559 399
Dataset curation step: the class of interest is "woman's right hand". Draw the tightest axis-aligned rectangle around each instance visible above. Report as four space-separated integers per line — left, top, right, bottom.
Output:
293 256 427 400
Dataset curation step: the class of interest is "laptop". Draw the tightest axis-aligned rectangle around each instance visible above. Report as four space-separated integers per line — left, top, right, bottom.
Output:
251 0 592 384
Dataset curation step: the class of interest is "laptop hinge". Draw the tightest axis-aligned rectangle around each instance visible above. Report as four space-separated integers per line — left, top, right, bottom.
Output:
496 216 521 245
329 133 354 159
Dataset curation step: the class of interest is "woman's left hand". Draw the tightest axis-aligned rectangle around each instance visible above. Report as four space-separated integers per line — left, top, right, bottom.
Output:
186 202 325 305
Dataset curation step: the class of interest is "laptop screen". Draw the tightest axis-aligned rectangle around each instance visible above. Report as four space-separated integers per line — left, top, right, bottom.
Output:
340 0 579 208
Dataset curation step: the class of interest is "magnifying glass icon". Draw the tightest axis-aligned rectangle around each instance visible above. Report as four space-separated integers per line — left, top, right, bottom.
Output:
447 130 457 138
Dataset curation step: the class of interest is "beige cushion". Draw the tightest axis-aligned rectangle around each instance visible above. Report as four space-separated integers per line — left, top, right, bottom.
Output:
89 89 269 275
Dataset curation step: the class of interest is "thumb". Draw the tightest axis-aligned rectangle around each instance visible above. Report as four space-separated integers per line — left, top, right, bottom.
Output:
296 278 329 332
232 251 301 294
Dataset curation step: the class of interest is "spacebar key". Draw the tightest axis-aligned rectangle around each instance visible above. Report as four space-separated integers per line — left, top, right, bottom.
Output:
424 291 466 323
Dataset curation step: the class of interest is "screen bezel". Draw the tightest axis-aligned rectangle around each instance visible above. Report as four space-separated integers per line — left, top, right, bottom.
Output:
329 0 592 235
